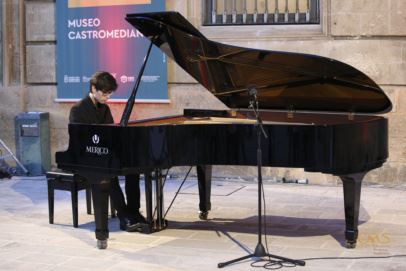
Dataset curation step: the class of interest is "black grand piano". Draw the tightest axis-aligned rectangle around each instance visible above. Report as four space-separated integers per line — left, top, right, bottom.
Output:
56 12 392 249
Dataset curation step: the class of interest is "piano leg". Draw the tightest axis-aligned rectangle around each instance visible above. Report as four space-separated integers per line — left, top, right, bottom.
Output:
144 171 153 226
90 179 110 249
197 165 212 220
155 168 165 230
340 173 365 249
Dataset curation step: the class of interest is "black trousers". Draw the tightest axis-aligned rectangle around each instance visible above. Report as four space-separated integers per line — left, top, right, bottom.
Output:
108 174 141 218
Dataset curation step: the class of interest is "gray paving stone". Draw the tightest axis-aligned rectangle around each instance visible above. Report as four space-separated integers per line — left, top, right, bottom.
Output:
0 177 405 271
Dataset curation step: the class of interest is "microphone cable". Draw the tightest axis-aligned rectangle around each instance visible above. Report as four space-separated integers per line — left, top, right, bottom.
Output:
249 254 406 270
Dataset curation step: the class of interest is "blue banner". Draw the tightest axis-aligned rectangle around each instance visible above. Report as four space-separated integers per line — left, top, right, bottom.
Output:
56 0 167 102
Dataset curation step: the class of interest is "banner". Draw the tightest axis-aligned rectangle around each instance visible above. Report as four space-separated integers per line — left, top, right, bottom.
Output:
68 0 151 8
56 0 167 102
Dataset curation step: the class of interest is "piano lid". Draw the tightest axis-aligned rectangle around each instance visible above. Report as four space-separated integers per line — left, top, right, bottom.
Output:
125 12 392 114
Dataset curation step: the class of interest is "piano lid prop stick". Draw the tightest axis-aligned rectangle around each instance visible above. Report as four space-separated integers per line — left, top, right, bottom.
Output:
120 40 154 126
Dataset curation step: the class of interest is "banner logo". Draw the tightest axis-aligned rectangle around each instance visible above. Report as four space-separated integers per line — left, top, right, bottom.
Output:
68 0 151 8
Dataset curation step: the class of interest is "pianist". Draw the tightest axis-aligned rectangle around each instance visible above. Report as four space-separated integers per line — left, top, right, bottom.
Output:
69 71 147 232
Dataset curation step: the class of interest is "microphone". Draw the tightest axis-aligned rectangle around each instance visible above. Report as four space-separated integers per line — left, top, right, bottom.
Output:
247 85 257 98
247 85 267 138
247 85 258 110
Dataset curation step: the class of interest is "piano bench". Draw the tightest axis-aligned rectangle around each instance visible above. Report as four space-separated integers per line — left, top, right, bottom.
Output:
46 170 116 228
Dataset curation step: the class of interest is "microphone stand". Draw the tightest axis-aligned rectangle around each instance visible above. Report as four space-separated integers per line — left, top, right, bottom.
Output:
218 87 305 268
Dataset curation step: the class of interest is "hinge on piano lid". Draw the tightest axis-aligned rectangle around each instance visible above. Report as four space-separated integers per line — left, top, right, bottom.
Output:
348 111 355 121
287 106 295 119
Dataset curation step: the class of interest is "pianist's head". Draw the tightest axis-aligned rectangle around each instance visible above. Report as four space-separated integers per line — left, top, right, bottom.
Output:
89 71 118 104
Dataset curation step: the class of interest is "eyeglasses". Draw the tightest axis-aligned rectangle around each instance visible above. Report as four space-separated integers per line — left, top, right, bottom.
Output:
97 90 113 97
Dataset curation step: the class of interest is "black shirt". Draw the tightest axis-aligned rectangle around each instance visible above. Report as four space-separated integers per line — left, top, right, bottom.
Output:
69 95 114 124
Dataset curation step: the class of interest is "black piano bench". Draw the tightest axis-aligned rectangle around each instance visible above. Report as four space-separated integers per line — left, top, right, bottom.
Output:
46 170 115 228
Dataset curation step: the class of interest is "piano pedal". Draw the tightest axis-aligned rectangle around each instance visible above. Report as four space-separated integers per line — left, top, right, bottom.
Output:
199 211 209 220
123 221 152 233
142 219 168 234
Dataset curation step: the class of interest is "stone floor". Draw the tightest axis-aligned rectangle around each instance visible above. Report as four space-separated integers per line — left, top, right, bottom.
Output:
0 175 405 271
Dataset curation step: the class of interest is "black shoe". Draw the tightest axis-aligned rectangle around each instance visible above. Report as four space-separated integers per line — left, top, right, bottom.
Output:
119 216 143 232
130 211 147 224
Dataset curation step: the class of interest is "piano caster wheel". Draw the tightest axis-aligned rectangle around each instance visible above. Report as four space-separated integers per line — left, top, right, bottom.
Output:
345 241 356 249
97 239 108 249
199 211 209 220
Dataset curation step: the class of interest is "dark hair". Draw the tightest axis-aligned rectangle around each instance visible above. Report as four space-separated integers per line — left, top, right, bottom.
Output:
89 71 118 93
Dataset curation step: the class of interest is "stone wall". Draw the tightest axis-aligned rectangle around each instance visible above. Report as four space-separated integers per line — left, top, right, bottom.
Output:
1 0 26 165
1 0 405 186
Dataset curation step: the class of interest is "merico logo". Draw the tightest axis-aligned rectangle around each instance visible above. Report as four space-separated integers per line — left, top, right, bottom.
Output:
86 146 109 155
86 134 109 156
92 134 100 144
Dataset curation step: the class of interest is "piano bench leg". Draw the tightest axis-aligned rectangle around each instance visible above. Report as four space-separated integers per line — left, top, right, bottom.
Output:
46 171 90 228
47 178 55 224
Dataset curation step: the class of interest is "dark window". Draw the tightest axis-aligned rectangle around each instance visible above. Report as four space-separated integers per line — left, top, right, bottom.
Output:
203 0 320 26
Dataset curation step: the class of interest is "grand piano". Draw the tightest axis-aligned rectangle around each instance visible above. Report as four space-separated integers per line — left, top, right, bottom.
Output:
56 11 392 249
